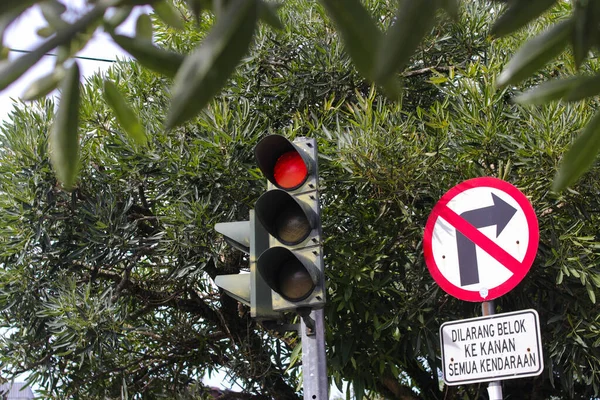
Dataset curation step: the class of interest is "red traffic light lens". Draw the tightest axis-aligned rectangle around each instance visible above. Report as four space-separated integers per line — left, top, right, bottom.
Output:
273 151 307 189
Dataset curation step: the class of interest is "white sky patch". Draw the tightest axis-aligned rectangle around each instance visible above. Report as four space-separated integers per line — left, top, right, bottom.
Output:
1 0 138 120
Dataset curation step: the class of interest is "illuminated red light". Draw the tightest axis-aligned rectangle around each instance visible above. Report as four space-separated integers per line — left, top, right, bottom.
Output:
273 151 307 189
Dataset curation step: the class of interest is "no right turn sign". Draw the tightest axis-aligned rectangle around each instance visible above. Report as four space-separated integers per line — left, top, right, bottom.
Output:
423 177 539 302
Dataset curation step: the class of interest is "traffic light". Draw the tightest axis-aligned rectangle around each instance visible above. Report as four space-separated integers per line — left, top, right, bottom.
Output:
254 135 325 312
214 211 280 320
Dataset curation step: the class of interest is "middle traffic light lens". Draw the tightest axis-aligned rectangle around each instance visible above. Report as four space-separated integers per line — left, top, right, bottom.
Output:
277 259 315 301
275 206 311 244
273 151 307 189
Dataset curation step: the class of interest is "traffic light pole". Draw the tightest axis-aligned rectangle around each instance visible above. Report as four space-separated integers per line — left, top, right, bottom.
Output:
301 308 328 400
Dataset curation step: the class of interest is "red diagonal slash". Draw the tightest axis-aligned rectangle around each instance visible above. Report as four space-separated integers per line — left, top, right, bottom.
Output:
438 205 521 274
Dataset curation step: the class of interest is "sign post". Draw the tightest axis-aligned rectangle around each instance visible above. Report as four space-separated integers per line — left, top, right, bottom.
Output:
482 301 502 400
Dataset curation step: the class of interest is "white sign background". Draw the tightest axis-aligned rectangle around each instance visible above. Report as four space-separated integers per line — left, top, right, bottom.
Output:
440 309 543 385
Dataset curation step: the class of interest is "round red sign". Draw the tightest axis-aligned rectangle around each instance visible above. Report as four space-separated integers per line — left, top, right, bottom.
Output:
423 177 539 302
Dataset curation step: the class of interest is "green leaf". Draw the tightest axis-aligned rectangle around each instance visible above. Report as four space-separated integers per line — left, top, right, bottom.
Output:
563 74 600 102
258 0 283 30
103 80 147 146
513 76 581 105
318 0 382 80
111 34 184 78
491 0 557 38
22 66 65 101
375 0 438 83
36 25 55 38
153 0 185 30
587 282 596 304
135 13 153 41
572 0 600 69
165 0 258 129
40 0 67 30
553 110 600 192
104 6 133 32
497 19 572 88
0 0 38 16
184 0 207 22
49 62 81 190
285 343 302 372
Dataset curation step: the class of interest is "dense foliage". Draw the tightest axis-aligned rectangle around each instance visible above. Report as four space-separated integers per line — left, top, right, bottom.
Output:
2 1 600 399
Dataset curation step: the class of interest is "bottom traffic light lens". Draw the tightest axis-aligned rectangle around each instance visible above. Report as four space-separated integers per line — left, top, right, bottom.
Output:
277 259 315 301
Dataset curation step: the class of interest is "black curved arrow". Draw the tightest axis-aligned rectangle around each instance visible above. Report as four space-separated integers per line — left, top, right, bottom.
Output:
457 193 517 286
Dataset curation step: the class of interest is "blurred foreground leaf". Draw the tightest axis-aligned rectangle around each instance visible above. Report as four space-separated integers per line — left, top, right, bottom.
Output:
319 0 381 80
491 0 557 37
553 110 600 192
497 19 572 88
375 0 438 83
153 0 185 30
103 80 147 146
165 0 258 129
111 34 184 78
22 66 65 101
49 62 81 190
513 76 580 105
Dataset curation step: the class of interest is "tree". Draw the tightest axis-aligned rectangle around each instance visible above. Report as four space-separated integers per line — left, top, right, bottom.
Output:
2 1 600 399
2 0 600 192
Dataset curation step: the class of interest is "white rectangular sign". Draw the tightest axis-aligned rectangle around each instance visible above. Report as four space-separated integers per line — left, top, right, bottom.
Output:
440 309 543 385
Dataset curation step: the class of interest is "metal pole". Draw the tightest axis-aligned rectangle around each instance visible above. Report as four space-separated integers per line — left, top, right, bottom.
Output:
482 301 503 400
301 308 328 400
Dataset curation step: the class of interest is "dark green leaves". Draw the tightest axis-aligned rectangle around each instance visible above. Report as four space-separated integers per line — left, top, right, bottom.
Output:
165 0 258 129
49 62 80 190
491 0 557 38
553 110 600 192
103 80 147 146
497 19 572 88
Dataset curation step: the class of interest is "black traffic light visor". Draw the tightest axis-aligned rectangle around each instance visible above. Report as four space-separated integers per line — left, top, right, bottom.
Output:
257 247 318 302
255 135 312 190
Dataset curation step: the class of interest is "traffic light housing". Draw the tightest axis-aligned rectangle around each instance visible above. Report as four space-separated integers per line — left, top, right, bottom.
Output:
254 135 325 312
214 211 280 320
